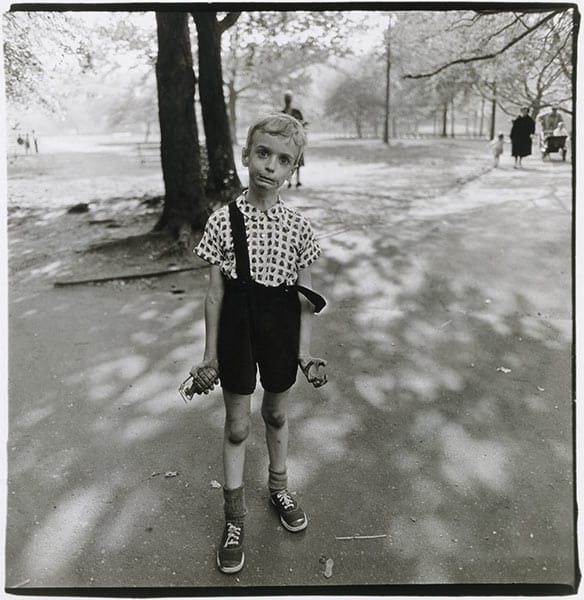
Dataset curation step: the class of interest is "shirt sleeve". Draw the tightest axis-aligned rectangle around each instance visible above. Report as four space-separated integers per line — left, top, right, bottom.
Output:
297 218 321 269
194 210 225 267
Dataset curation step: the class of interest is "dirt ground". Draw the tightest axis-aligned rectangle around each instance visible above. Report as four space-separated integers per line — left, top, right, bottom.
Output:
5 136 576 593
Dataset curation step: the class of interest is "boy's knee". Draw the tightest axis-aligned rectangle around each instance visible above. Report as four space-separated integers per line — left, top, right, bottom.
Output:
262 407 287 429
226 420 250 445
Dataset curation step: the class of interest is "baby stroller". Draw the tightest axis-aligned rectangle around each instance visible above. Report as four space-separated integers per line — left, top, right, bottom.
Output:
540 132 567 161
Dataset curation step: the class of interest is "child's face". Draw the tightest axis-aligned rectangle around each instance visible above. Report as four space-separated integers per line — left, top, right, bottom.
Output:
242 131 300 191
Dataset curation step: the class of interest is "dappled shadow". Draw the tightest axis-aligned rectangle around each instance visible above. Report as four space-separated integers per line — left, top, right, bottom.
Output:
7 194 573 589
294 194 573 585
6 141 574 590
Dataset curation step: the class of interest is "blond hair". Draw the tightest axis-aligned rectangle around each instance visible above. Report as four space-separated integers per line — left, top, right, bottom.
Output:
245 113 307 165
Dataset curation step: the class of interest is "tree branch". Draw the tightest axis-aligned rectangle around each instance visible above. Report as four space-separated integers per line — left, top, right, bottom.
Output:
218 12 241 34
481 13 522 45
403 9 563 79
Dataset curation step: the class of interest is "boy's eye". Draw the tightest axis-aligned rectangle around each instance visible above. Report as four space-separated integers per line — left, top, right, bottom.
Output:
279 156 291 165
257 148 269 157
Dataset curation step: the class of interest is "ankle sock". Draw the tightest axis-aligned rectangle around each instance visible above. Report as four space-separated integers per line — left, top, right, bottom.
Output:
223 485 247 521
268 467 288 494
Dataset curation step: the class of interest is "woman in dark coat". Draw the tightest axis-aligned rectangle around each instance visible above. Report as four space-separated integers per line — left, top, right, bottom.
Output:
510 107 535 168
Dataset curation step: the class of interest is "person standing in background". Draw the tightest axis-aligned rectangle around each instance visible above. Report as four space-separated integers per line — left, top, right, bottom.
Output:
282 91 307 188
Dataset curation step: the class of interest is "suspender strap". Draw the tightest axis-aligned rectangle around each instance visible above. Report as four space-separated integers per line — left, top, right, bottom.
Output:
228 199 327 313
292 285 327 314
228 201 251 283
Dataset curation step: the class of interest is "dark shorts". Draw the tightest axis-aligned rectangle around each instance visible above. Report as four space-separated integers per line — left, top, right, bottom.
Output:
218 279 301 395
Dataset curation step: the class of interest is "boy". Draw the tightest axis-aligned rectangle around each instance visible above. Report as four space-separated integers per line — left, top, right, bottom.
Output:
184 113 327 574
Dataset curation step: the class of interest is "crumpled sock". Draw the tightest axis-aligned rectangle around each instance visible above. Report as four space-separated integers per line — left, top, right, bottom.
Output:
268 467 288 494
223 485 247 521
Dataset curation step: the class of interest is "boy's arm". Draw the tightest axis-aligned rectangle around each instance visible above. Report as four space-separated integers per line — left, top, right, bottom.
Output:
187 265 224 394
202 265 225 364
297 267 327 387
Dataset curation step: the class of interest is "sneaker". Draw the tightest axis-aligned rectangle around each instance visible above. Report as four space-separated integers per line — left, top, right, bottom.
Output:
270 490 308 532
216 521 245 574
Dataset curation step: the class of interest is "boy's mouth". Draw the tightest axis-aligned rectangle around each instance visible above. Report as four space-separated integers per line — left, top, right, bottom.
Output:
257 175 276 185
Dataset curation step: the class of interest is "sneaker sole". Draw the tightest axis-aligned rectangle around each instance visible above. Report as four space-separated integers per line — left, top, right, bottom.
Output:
216 552 245 574
280 514 308 532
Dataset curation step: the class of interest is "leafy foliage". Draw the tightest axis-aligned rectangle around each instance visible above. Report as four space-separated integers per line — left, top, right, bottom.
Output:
400 9 574 119
3 11 94 114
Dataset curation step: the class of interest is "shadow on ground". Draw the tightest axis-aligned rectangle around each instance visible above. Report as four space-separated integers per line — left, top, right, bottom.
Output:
6 140 574 591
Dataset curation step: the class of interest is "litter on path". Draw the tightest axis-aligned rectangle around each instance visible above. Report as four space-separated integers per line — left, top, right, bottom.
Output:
323 558 334 578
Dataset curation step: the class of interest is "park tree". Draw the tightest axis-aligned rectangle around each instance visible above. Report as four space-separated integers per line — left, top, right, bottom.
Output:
93 15 159 139
324 58 385 138
222 11 353 139
474 9 574 120
154 11 208 239
191 10 242 204
402 8 575 124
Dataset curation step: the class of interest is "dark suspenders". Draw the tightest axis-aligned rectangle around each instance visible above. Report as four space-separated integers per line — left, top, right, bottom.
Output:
229 201 251 284
228 201 326 314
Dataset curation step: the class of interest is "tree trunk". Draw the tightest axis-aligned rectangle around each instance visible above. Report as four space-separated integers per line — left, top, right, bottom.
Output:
441 103 448 137
227 80 237 143
489 80 497 140
383 23 391 144
193 11 242 204
154 12 208 235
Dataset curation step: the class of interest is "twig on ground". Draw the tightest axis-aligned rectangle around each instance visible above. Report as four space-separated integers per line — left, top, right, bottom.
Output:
54 266 206 287
335 534 388 540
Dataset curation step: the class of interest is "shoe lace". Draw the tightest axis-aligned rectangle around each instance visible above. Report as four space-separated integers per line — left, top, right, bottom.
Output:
275 490 295 510
224 522 242 547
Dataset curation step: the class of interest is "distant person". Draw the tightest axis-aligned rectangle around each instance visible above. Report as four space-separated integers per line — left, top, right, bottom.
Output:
281 91 307 188
540 107 563 138
32 130 39 153
510 107 535 169
24 133 31 155
182 113 327 575
490 133 505 168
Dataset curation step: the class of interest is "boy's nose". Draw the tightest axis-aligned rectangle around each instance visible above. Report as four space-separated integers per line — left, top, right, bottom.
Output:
265 156 277 171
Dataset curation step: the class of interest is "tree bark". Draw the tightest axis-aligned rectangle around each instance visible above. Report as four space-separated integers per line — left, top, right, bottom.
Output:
227 79 238 143
383 23 391 144
441 103 448 137
154 12 208 235
489 80 497 140
192 11 242 204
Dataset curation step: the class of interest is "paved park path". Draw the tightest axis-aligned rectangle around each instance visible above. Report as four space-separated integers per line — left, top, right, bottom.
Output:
6 139 575 592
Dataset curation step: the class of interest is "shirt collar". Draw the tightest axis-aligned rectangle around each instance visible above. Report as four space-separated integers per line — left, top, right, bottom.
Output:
237 192 285 221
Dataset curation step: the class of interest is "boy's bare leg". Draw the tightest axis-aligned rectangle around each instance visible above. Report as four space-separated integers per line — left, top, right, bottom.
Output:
261 389 290 474
223 390 252 490
262 388 308 531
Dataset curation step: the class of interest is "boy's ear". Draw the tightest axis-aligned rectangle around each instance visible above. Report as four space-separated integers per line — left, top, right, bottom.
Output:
241 146 249 166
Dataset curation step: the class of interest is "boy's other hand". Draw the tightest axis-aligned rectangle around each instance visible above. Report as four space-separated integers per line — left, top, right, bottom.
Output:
298 356 328 388
184 359 220 397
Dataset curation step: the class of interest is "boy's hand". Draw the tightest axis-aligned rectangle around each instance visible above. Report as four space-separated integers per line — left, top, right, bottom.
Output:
179 359 219 401
298 356 328 388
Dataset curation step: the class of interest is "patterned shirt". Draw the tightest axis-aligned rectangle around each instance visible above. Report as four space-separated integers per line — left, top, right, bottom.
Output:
195 194 321 286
